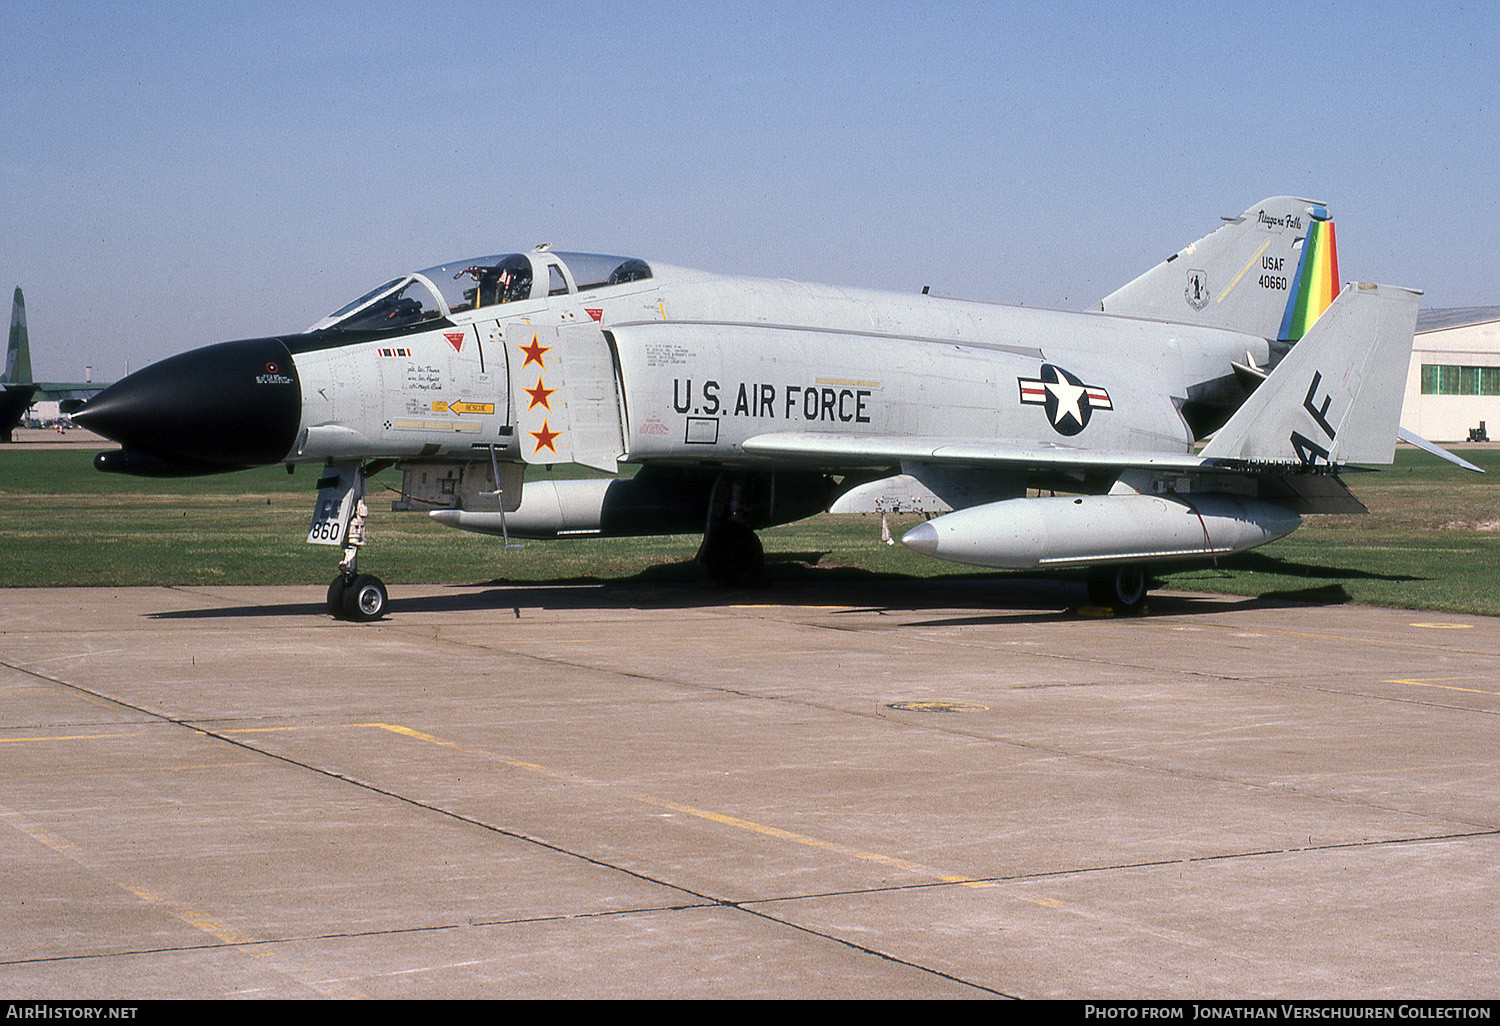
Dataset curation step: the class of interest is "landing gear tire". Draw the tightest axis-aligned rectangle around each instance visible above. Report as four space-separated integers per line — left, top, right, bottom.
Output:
700 522 764 587
327 575 349 618
340 574 388 622
1086 564 1148 614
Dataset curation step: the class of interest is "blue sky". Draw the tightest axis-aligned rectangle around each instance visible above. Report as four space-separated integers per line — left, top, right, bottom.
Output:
3 0 1496 380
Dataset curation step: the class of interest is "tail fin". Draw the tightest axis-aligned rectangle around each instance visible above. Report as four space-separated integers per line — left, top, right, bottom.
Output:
1097 197 1338 341
5 287 32 385
1277 213 1339 341
1200 282 1419 466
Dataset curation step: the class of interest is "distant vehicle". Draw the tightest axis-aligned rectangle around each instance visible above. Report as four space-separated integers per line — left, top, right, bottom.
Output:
74 197 1478 621
23 400 73 429
1 288 107 441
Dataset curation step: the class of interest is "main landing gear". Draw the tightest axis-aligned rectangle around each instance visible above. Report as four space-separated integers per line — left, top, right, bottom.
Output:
698 519 764 587
697 474 765 587
1086 563 1149 614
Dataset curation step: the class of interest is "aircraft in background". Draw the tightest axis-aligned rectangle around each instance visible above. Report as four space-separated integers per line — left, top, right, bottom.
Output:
72 197 1478 620
1 288 108 441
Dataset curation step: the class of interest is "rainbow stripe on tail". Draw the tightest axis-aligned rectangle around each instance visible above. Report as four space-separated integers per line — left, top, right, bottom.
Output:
1277 208 1339 341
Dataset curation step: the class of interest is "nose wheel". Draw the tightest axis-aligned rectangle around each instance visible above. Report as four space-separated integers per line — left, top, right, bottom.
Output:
328 572 388 622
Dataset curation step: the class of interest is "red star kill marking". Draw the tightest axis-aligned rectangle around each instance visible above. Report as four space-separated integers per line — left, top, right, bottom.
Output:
518 334 550 370
524 378 555 412
529 419 562 456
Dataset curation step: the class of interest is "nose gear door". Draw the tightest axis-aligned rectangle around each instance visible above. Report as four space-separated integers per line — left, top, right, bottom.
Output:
504 321 625 472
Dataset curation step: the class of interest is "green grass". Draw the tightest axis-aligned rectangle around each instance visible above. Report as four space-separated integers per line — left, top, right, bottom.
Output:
1 447 1497 614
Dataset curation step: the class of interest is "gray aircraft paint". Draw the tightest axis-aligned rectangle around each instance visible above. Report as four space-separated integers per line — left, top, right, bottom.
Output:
69 197 1473 616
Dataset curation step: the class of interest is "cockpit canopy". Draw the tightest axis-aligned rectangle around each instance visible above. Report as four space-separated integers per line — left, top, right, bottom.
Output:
309 251 653 333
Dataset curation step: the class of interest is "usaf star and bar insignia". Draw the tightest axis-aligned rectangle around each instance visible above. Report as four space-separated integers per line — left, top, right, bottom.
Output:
1018 364 1112 436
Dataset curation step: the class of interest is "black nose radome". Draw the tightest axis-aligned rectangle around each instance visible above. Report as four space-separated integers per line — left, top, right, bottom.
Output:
74 337 302 471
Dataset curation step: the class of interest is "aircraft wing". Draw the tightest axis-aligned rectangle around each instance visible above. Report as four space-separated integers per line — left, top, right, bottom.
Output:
34 382 106 401
741 431 1223 474
741 431 1369 514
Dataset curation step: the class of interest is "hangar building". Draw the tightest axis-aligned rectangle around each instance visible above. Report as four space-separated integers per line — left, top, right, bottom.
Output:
1400 307 1500 443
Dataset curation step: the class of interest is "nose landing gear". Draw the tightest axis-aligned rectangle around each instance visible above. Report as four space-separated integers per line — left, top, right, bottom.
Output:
311 461 390 622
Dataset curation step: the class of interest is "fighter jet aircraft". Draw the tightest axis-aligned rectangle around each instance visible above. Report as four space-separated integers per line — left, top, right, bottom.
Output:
2 288 107 441
73 197 1469 620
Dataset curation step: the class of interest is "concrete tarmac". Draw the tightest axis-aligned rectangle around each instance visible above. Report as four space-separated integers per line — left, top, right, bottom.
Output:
2 580 1498 999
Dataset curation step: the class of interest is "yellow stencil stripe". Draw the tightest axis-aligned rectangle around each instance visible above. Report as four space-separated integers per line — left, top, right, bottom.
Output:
1216 240 1271 305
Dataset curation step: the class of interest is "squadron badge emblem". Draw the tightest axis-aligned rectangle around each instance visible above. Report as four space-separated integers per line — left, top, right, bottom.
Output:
1185 268 1210 311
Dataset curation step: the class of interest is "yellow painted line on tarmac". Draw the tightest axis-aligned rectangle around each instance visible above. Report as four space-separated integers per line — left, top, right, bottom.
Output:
1383 677 1499 697
133 890 376 998
357 723 578 780
1222 623 1495 659
1410 622 1473 630
356 722 458 747
116 882 264 952
0 719 1005 895
0 732 131 743
357 721 991 887
3 806 359 994
7 817 80 852
632 792 993 887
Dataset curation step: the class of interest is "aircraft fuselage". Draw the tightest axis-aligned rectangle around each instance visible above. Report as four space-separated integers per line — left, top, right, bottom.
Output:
77 252 1270 478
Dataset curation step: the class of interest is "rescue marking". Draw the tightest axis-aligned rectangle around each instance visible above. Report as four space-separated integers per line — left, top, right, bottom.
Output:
443 331 467 353
444 400 495 416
